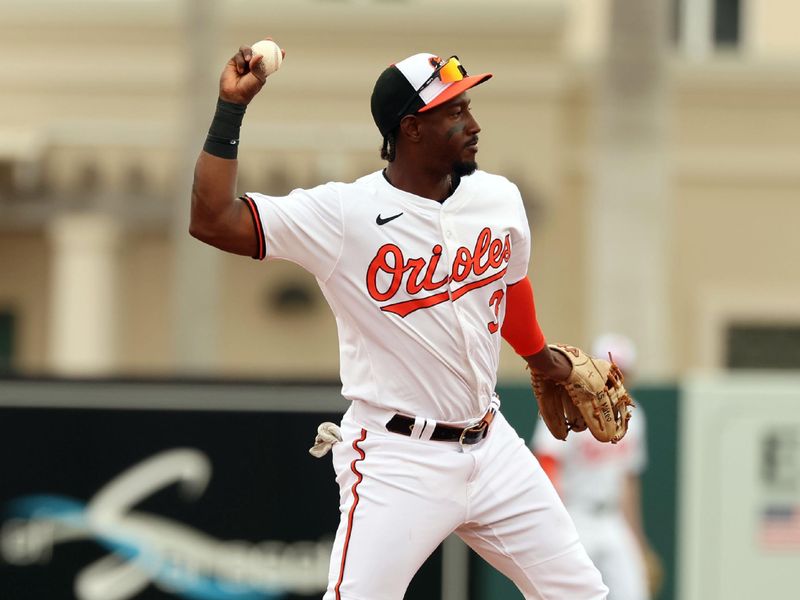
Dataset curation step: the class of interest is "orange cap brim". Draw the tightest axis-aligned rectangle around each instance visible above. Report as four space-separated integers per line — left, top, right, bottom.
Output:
418 73 493 113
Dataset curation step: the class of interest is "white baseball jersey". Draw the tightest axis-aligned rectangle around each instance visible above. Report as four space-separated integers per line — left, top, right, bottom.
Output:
245 169 530 423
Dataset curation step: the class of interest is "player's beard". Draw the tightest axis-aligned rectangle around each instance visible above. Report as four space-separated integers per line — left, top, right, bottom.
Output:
453 160 478 177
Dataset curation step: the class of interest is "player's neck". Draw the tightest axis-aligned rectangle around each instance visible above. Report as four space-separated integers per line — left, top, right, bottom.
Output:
383 164 453 203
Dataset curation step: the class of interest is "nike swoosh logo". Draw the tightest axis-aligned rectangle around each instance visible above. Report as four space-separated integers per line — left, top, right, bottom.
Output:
376 212 404 226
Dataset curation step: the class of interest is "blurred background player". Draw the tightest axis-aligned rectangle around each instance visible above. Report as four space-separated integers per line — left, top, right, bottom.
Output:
530 333 662 600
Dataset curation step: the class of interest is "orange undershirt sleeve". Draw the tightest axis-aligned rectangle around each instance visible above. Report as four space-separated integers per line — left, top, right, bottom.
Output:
501 277 546 356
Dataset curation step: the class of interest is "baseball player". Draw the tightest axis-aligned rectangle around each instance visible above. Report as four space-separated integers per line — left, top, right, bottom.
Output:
190 44 608 599
531 334 659 600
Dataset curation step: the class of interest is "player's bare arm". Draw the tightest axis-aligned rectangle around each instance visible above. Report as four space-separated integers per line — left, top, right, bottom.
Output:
189 44 281 257
525 345 572 381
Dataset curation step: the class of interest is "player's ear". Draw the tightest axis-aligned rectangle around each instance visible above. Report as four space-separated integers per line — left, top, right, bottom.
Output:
399 115 422 143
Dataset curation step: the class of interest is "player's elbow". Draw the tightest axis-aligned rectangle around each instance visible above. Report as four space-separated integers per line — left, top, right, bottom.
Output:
188 216 226 248
189 211 207 242
188 189 254 257
188 198 251 257
188 213 211 244
188 223 204 243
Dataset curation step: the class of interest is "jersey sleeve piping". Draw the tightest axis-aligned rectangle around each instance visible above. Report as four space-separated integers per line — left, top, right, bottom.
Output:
239 194 266 260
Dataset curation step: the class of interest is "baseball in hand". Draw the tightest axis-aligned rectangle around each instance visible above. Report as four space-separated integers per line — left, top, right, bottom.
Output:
251 40 283 78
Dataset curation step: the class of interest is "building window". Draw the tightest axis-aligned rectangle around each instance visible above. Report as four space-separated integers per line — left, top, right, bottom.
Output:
0 311 14 373
727 324 800 370
714 0 740 47
673 0 741 56
670 0 682 46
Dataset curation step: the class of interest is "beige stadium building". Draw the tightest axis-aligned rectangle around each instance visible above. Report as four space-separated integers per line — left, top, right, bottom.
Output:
1 0 798 381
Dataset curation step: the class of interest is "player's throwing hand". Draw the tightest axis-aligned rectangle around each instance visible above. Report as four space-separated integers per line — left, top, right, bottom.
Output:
219 43 285 106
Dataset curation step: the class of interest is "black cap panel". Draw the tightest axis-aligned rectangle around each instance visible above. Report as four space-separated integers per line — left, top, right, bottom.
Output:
370 66 423 137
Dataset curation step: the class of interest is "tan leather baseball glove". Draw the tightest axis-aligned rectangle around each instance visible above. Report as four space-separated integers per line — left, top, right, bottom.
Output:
531 344 633 443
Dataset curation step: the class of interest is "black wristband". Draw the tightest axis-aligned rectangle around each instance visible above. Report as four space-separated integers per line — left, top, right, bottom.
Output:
203 98 247 159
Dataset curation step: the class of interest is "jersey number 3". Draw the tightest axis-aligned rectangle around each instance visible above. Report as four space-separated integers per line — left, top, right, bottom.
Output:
487 289 504 333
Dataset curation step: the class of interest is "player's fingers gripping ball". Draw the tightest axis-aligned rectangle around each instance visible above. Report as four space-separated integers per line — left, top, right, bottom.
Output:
531 344 634 443
251 39 283 78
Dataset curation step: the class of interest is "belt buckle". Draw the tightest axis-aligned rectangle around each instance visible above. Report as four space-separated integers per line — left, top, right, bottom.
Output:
459 420 488 446
458 405 497 447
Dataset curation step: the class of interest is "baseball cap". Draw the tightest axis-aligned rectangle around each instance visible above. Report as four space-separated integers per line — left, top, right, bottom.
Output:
371 53 493 137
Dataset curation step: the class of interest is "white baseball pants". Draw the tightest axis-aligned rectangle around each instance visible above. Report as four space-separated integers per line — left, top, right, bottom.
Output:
323 404 608 600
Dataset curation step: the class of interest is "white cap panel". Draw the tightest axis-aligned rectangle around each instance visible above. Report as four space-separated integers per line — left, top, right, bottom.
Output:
394 53 454 107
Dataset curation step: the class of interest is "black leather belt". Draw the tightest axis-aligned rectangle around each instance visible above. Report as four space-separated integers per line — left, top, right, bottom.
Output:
385 409 496 445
